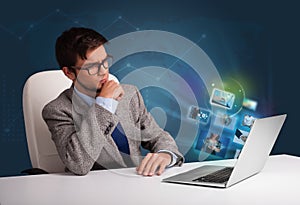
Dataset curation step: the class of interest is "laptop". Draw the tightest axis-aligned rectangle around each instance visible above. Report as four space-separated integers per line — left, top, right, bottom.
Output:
162 114 287 188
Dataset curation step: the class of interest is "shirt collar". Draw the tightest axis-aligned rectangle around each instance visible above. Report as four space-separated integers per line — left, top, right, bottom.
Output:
74 87 95 107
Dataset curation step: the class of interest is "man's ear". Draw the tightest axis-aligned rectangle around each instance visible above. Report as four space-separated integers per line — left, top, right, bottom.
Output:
62 67 76 81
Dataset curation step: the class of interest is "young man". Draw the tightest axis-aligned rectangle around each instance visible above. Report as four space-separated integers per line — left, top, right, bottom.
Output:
42 27 184 176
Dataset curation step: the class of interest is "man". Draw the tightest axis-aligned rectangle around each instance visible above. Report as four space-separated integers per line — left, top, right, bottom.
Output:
42 27 184 176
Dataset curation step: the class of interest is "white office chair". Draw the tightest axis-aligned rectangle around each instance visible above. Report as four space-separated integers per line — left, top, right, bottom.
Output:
23 70 72 173
22 70 119 173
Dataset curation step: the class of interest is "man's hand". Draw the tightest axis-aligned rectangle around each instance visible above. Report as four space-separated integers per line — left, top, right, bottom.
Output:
98 80 124 101
136 153 171 176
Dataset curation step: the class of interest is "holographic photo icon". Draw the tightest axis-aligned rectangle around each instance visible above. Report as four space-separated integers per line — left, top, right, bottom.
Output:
188 106 211 124
210 88 235 109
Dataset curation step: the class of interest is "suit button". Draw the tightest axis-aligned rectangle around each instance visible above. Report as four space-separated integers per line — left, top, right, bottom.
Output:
104 130 109 135
109 122 114 127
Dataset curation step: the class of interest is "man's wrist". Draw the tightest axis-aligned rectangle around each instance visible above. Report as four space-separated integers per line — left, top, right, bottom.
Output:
157 150 178 167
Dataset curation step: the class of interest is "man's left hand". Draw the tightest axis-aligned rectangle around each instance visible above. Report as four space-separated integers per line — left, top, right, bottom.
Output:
136 153 171 176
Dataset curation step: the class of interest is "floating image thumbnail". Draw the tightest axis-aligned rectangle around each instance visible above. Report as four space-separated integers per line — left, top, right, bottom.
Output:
210 88 235 109
188 105 211 124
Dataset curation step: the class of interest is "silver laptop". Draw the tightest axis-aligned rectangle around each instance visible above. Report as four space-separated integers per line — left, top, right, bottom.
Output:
162 114 287 188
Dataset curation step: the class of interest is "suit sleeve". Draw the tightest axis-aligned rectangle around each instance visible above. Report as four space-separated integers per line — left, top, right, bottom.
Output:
42 99 119 175
131 86 184 166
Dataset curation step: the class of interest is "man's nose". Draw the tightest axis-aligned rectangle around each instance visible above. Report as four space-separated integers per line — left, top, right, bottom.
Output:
97 71 107 77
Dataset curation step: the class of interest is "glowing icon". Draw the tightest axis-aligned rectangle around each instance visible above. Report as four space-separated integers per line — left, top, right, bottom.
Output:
210 88 235 109
188 106 211 124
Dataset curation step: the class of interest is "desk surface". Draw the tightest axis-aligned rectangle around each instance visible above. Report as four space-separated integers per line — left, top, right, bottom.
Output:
0 154 300 205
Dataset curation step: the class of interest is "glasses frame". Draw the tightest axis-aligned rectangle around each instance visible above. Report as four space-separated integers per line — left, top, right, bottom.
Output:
68 55 113 76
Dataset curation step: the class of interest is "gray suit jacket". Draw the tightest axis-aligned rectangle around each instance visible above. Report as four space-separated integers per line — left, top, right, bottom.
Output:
42 84 183 175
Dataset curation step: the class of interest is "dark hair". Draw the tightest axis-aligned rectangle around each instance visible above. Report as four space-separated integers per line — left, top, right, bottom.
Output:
55 27 108 68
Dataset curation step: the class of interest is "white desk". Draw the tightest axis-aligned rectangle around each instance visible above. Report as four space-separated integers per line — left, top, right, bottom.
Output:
0 154 299 205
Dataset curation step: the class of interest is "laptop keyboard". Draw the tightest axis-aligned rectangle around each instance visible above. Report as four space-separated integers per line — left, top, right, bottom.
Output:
193 167 234 184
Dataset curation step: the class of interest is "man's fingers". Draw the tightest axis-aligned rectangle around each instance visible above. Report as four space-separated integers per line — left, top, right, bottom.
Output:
99 80 123 99
136 153 152 175
142 153 159 176
156 160 169 175
136 153 172 176
113 86 124 101
148 157 164 176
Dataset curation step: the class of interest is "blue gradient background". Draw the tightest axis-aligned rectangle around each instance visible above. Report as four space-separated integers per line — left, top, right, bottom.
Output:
0 0 298 177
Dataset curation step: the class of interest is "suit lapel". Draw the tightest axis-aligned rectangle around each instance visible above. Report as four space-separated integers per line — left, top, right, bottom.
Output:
115 98 141 166
67 87 128 167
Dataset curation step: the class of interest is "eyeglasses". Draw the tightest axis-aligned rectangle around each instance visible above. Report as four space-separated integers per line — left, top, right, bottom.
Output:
69 55 113 76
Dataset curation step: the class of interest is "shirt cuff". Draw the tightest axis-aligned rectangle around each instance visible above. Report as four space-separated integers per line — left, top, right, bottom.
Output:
157 150 178 167
96 97 118 114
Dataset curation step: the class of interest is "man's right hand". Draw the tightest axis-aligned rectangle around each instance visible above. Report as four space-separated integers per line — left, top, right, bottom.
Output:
98 80 124 101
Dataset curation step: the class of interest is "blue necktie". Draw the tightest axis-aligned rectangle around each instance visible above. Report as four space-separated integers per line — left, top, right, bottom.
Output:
111 123 130 155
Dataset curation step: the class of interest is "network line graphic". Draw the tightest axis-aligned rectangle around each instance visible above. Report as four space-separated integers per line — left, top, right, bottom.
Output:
0 9 140 40
0 8 207 143
0 9 141 141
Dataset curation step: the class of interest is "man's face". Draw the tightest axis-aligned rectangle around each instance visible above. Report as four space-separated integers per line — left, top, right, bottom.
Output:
73 45 109 97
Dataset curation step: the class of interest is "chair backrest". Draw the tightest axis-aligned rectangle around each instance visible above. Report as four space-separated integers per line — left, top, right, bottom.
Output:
23 70 72 173
23 70 119 173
